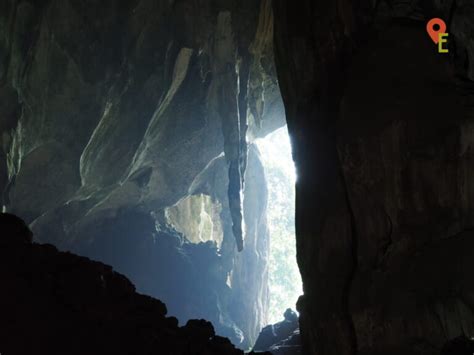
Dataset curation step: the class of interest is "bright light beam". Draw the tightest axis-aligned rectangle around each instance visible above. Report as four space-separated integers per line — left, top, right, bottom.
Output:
256 126 302 325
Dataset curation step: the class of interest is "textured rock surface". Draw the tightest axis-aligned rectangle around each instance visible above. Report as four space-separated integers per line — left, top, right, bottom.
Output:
273 1 474 354
6 0 473 354
0 0 283 348
0 213 271 355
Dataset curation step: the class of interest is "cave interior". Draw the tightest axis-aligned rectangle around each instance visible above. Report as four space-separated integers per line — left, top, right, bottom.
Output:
1 1 474 355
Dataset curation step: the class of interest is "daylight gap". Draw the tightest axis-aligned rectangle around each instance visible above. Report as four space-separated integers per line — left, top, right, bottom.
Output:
255 126 302 325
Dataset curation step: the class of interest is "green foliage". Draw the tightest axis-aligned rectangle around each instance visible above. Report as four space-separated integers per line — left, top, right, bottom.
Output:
256 127 302 324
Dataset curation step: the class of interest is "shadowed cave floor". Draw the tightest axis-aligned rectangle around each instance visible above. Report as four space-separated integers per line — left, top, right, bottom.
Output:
0 212 273 355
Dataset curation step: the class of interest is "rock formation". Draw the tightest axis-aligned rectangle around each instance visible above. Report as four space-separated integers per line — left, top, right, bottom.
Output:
0 213 270 355
3 0 472 354
0 212 32 244
253 308 301 354
273 1 474 354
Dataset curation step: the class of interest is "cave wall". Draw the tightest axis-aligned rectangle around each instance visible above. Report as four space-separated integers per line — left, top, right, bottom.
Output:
0 0 283 348
273 1 474 354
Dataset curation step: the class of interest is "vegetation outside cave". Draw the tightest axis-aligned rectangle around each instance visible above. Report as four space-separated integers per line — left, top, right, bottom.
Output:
256 126 302 325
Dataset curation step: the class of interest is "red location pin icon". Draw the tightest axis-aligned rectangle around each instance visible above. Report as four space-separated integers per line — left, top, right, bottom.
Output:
427 18 447 44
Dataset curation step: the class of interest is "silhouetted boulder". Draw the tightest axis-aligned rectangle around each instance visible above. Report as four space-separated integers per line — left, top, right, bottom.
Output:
183 319 216 340
0 213 33 245
284 309 298 323
253 308 301 354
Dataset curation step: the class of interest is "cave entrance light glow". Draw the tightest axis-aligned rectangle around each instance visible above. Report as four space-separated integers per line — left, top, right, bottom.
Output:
255 126 302 325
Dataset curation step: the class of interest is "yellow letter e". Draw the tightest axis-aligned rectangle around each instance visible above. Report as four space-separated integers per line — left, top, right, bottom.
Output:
438 33 449 53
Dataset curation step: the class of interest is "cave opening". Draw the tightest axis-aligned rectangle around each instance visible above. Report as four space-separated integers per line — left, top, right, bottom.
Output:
255 126 302 325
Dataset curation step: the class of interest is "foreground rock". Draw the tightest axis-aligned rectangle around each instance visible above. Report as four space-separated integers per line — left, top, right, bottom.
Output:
0 213 269 355
273 1 474 354
253 309 301 354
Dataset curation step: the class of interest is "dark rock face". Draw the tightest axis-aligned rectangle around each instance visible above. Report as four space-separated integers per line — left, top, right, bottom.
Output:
0 212 32 244
273 1 474 355
0 0 283 348
0 213 271 355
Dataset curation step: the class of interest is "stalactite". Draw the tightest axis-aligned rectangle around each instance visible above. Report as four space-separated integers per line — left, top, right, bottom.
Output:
212 11 245 251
